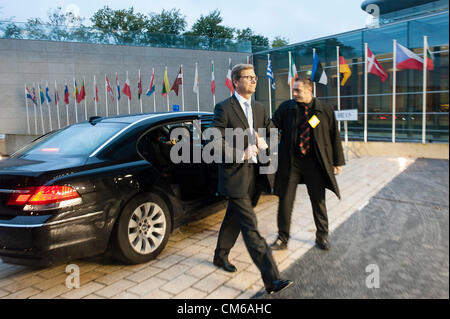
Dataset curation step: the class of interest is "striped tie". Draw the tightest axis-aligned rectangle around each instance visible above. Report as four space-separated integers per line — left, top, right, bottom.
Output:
298 104 310 156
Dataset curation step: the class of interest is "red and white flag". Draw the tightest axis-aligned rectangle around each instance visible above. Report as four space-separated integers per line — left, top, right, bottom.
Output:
122 77 131 101
367 46 388 83
225 58 233 93
211 61 216 95
105 75 115 101
171 67 183 96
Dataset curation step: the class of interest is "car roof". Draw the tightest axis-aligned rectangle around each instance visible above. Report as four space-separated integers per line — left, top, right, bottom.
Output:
88 111 214 158
98 111 214 125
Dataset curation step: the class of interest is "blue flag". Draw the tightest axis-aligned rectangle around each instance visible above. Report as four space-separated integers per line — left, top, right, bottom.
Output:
45 85 52 104
311 51 328 85
39 85 45 104
266 55 275 90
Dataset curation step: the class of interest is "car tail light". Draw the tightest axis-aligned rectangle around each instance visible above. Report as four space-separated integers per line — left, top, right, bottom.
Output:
8 186 82 211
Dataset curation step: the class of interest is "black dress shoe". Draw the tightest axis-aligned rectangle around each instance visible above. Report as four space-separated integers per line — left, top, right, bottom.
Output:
315 238 330 250
266 279 293 294
270 238 287 250
213 258 237 272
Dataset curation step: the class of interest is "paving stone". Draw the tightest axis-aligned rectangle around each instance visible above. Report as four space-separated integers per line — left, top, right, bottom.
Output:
60 282 105 299
95 279 136 298
160 274 199 295
127 277 167 297
173 287 207 299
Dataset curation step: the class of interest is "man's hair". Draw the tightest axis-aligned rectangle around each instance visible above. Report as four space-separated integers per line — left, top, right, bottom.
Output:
294 77 313 89
231 64 254 89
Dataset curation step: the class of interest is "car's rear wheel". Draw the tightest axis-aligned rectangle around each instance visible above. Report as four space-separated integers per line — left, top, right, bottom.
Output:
111 193 171 264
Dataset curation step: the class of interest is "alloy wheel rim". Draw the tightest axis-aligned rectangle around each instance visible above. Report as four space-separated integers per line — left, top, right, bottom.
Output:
128 202 166 254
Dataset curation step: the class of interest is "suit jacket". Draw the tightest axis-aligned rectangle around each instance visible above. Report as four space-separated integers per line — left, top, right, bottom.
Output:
212 95 274 198
272 98 345 199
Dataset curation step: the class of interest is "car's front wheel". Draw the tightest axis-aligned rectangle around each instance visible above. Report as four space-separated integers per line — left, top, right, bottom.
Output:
111 193 171 264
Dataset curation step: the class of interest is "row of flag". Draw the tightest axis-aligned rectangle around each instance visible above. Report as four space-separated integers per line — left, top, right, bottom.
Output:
25 61 236 109
276 40 435 90
23 59 239 135
265 36 435 144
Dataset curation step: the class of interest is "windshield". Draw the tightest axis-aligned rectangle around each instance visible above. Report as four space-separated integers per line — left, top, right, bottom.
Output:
13 122 128 158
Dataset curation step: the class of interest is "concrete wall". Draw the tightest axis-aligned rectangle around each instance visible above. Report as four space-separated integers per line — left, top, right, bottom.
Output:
0 38 248 135
345 141 449 160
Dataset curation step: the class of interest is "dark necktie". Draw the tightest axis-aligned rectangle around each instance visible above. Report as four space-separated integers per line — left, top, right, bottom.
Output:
298 104 310 156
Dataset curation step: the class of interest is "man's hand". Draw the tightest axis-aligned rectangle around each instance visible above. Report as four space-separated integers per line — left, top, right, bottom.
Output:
334 166 342 175
244 144 258 160
255 131 268 150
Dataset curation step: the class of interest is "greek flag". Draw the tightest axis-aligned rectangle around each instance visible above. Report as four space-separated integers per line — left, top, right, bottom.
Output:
266 55 275 90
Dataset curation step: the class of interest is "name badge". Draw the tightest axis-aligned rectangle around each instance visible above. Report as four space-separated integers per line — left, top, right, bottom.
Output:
308 115 320 128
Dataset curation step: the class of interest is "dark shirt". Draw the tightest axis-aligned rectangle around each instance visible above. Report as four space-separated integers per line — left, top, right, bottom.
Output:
295 99 315 158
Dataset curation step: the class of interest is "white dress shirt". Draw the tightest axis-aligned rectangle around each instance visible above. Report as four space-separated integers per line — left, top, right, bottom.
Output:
234 92 257 163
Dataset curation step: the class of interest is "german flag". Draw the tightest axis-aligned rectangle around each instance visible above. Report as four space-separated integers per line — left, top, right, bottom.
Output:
339 55 352 86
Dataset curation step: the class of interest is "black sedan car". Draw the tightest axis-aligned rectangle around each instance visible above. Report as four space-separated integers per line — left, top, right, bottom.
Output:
0 112 227 267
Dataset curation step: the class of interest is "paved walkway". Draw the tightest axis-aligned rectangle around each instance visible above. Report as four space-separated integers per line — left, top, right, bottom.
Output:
0 156 415 299
257 158 449 299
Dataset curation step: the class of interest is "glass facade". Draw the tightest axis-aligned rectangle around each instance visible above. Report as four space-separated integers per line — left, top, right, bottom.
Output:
254 11 449 143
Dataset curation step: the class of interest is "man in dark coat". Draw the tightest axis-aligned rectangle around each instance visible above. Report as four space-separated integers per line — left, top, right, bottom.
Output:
211 63 292 294
270 77 345 251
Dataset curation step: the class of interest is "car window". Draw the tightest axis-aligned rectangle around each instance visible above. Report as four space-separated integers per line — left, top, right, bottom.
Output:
13 122 127 158
101 133 142 162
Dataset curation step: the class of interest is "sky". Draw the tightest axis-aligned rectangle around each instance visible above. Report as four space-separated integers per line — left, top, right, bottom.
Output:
0 0 371 44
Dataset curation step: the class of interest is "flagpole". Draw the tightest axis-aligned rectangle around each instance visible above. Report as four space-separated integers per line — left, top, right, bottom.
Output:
83 77 87 120
212 61 216 108
313 48 317 97
32 84 37 134
229 58 232 97
55 80 60 129
288 51 293 100
336 46 341 132
94 75 98 116
139 69 143 113
115 73 120 115
24 84 30 134
165 67 169 112
392 40 397 143
153 68 156 112
195 62 200 112
46 82 53 131
126 71 131 114
105 74 109 117
181 65 185 111
422 36 428 144
364 43 368 143
267 54 273 118
73 79 78 123
38 84 45 134
65 82 69 126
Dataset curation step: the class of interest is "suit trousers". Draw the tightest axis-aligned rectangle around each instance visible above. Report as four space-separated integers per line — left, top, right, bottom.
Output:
277 154 329 243
214 164 280 287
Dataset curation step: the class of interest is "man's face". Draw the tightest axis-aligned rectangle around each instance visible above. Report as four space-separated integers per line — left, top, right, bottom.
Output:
234 68 257 96
293 81 313 103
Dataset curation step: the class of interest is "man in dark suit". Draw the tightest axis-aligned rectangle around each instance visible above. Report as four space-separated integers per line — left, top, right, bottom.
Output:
212 64 292 294
270 77 345 251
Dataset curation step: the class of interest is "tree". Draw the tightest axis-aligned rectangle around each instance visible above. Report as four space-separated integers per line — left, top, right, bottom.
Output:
90 6 149 44
147 8 187 35
187 10 235 39
271 36 289 48
236 27 269 47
